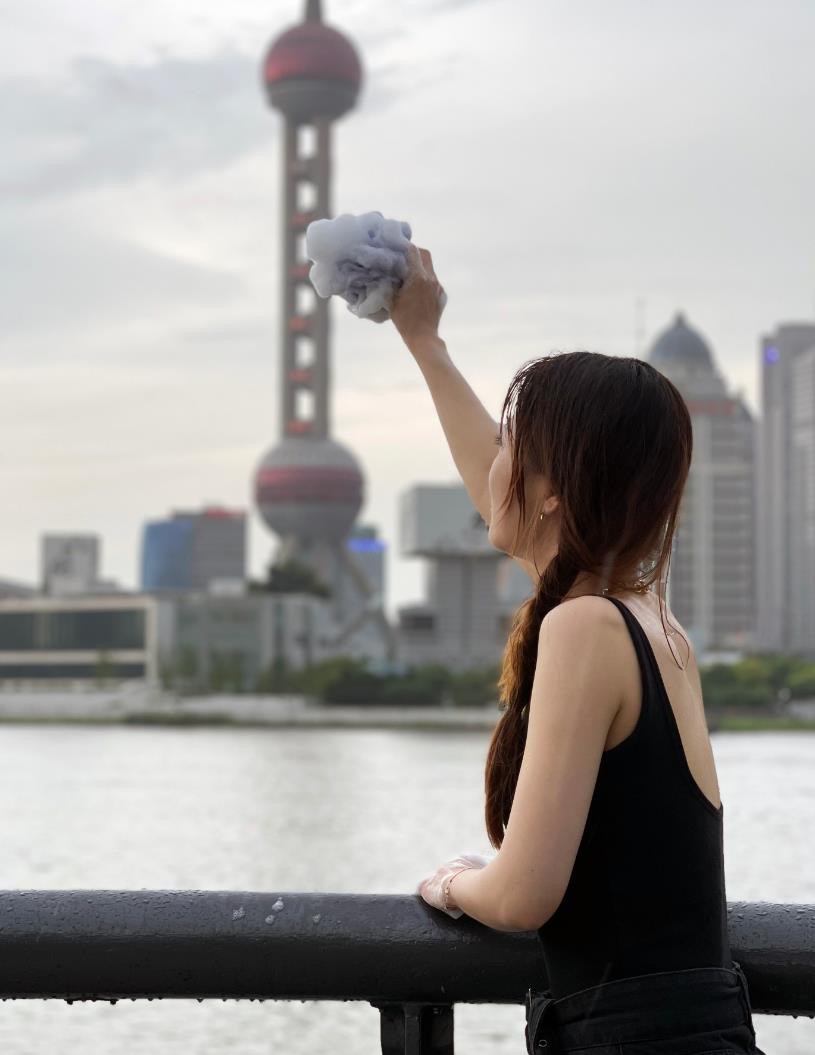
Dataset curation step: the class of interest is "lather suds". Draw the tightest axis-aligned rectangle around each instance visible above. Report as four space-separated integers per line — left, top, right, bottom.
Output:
305 210 448 323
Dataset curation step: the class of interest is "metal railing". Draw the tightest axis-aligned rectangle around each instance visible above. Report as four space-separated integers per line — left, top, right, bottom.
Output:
0 892 813 1054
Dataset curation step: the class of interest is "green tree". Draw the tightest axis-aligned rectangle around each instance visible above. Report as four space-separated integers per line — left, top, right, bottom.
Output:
254 655 301 694
94 650 116 687
448 664 501 707
208 650 245 693
322 664 384 704
788 665 815 698
294 657 353 696
296 656 379 702
161 645 200 694
378 663 451 706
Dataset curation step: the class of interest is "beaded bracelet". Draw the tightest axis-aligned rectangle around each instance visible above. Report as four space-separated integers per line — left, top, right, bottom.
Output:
443 866 473 913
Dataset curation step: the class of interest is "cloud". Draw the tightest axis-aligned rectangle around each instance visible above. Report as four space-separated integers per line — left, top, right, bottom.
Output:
0 39 430 200
0 211 246 342
0 48 274 199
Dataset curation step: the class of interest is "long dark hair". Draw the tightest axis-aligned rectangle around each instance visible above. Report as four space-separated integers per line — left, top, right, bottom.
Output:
484 351 693 850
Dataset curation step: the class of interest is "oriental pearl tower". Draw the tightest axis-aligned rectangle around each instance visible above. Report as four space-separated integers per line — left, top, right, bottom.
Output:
254 0 397 663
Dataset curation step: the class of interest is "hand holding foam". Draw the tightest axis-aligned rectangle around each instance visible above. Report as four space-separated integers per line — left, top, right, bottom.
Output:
305 211 447 335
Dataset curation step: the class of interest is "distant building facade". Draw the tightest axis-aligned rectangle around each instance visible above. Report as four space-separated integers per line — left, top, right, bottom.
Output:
41 534 121 597
157 589 331 689
756 323 815 656
647 313 757 656
140 507 246 592
397 484 509 672
328 524 389 663
0 594 156 684
0 587 373 690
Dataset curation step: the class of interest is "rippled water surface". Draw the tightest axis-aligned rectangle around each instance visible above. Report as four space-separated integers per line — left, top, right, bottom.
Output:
0 723 812 1054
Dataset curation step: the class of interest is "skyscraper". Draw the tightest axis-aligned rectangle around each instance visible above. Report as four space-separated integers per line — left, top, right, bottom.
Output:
757 323 815 655
647 313 757 655
141 507 246 592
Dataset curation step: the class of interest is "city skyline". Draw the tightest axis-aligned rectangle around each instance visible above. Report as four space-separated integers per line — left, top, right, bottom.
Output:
3 0 814 618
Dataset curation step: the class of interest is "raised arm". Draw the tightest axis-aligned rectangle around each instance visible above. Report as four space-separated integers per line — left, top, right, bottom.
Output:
410 337 538 586
391 245 538 586
411 336 497 523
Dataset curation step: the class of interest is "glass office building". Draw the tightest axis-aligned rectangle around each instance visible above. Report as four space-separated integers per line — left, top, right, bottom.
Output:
141 508 246 592
0 596 155 682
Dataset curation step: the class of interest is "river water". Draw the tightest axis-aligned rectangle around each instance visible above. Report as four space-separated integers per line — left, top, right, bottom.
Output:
0 723 812 1054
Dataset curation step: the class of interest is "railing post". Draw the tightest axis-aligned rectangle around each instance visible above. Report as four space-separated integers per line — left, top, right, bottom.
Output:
369 1001 454 1055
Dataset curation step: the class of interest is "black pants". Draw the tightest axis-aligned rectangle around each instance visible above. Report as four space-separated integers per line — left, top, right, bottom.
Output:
525 959 766 1054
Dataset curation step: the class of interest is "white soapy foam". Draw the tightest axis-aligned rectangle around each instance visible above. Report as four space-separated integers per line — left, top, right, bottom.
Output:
305 210 447 323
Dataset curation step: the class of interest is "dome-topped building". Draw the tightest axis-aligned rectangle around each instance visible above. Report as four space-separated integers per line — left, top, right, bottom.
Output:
644 311 757 656
646 310 725 398
649 311 715 372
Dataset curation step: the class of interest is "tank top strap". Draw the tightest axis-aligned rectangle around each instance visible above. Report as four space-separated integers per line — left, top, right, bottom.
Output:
600 594 724 819
602 595 664 686
600 594 665 741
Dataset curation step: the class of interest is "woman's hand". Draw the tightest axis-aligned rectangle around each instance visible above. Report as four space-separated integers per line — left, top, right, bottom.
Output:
390 243 447 351
416 852 491 919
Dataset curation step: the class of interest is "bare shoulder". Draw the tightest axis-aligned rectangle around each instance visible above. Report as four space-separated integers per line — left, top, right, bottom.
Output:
538 594 627 651
539 596 642 684
542 594 624 628
534 596 628 726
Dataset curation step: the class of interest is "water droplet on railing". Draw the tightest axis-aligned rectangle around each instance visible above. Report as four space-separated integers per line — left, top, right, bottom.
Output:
264 914 276 924
312 914 321 923
232 906 245 921
272 898 284 911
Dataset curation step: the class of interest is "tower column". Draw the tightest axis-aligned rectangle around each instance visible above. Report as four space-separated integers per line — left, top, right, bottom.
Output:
255 2 393 670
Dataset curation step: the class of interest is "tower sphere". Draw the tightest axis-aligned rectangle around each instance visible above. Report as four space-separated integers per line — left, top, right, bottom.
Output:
254 437 364 542
262 2 362 122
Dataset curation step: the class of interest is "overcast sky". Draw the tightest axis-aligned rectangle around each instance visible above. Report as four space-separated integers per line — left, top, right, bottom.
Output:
3 0 814 617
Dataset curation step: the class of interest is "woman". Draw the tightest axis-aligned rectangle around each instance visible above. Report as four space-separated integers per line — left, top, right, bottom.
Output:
390 244 766 1055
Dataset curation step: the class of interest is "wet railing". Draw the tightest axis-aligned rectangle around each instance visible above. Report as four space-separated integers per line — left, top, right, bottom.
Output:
0 892 813 1053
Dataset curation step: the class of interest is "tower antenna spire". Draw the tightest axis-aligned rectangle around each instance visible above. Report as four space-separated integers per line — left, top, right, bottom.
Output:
305 0 323 22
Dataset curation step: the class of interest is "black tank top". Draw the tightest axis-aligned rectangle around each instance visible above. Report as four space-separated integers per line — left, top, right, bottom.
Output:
536 594 730 998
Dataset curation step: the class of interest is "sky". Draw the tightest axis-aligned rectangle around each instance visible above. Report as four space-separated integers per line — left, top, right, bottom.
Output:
2 0 814 620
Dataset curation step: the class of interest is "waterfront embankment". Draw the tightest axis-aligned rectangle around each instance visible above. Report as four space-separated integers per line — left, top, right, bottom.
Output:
0 686 499 730
0 686 814 732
